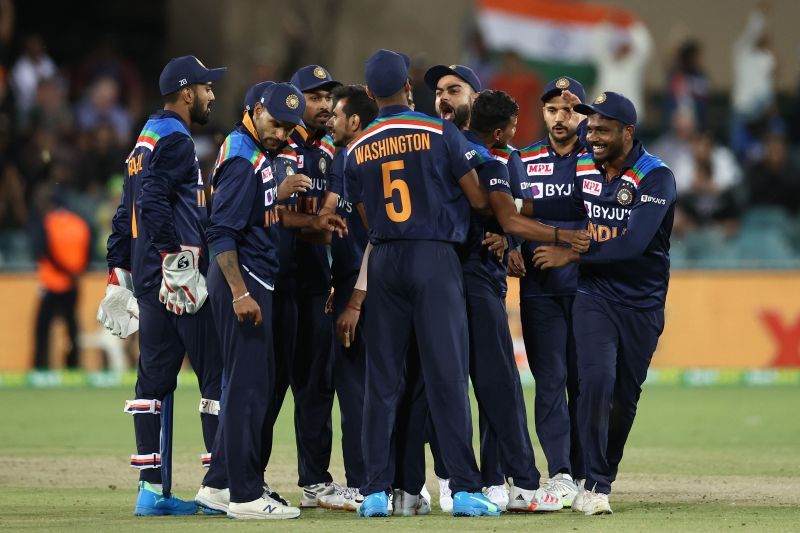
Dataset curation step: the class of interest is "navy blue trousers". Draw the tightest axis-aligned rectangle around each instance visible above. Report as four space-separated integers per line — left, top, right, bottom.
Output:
331 277 367 488
520 295 584 479
392 338 429 495
202 262 275 503
134 287 222 484
292 291 335 486
361 241 481 496
573 292 664 494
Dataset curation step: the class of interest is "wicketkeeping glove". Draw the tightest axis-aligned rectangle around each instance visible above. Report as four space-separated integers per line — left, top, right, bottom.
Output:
159 245 208 315
97 267 139 338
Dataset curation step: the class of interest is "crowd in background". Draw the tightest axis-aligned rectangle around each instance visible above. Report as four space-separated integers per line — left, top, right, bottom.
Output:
2 2 800 276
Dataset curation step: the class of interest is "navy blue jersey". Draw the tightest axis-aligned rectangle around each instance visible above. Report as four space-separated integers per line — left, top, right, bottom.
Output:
328 150 369 287
272 144 299 290
489 145 525 200
206 119 280 288
344 105 474 244
107 110 207 296
518 139 587 298
572 141 676 310
289 127 334 294
460 130 513 295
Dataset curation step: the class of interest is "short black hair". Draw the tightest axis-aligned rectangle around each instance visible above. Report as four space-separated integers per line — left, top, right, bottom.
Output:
470 90 519 134
331 84 378 130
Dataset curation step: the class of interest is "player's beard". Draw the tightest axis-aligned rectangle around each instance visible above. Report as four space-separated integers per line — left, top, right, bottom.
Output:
190 98 211 125
550 123 576 144
452 104 471 130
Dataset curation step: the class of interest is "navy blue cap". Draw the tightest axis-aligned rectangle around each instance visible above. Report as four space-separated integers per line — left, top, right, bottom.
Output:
365 49 411 98
290 65 341 93
243 81 275 111
158 55 226 96
424 64 482 93
259 83 306 127
574 91 637 126
541 76 586 104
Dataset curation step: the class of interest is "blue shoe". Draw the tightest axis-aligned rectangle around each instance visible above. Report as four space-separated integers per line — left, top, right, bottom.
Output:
358 491 389 517
134 481 199 516
452 491 501 517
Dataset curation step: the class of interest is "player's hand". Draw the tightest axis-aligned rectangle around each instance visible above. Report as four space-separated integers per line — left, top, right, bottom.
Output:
533 245 578 269
97 267 139 338
561 89 582 110
313 213 348 238
233 294 262 326
482 232 507 260
336 304 361 347
277 173 313 200
507 249 526 278
324 290 334 315
159 245 208 315
561 229 591 253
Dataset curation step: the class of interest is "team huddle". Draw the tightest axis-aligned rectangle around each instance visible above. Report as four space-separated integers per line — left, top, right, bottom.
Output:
96 49 676 520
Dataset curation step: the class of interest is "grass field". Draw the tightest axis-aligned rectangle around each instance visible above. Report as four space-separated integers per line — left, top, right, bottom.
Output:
2 384 799 531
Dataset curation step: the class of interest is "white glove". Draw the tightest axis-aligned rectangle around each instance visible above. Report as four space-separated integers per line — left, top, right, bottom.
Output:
159 245 208 315
97 268 139 338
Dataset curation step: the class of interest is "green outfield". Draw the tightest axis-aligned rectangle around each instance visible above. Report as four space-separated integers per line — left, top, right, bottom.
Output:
1 384 799 532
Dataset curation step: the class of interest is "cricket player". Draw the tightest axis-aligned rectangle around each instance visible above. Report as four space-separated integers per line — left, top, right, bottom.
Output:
349 49 496 518
196 82 346 519
513 77 590 507
100 55 225 516
533 91 676 515
314 84 377 512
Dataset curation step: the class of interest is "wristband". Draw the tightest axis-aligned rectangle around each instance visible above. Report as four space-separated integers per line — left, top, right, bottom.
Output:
554 226 560 244
346 303 361 312
232 291 251 304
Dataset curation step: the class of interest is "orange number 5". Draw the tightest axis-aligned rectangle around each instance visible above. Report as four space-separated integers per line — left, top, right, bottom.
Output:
382 160 411 223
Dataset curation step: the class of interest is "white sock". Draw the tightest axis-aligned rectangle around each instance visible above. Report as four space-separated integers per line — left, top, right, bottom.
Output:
150 483 163 492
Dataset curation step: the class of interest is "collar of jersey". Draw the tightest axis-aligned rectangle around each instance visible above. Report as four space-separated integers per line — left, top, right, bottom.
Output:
377 104 412 118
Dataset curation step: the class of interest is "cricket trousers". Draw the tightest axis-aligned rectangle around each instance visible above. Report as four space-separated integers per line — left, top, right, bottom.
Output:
202 261 275 503
573 292 664 494
520 294 584 479
361 240 482 496
331 277 367 488
130 287 223 484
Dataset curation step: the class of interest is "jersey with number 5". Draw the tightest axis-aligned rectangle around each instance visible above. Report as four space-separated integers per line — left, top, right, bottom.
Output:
344 105 475 244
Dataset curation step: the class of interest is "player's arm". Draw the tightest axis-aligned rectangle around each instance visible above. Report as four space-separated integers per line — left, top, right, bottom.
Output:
278 208 347 237
336 241 371 346
207 157 262 324
458 169 490 214
107 173 132 271
319 151 346 216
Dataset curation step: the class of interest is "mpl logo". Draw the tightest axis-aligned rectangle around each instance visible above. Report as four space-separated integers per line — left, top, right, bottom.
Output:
582 179 602 196
527 163 554 176
261 166 274 183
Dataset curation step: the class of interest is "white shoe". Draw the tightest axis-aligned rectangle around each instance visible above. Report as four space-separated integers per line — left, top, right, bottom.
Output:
582 490 612 515
195 485 229 513
300 481 338 507
544 473 579 508
263 482 291 506
506 483 563 512
342 487 365 512
319 484 349 510
438 478 453 512
572 480 586 513
388 489 394 514
483 485 509 511
392 489 431 516
227 493 301 520
420 484 431 504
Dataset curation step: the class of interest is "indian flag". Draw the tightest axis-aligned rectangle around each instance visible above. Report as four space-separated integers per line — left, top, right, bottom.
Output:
476 0 636 83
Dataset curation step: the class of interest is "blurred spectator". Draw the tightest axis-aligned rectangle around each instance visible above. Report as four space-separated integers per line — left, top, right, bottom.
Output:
590 17 652 122
462 27 495 90
74 76 132 146
491 50 542 146
0 117 25 230
29 186 91 369
75 122 125 195
409 54 436 118
746 134 800 214
72 35 144 121
29 76 73 140
0 0 14 65
10 34 56 124
664 39 710 129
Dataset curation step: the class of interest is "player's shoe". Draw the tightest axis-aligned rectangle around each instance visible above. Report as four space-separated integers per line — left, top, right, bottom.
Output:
392 489 431 516
420 484 431 505
571 480 586 513
438 478 453 512
483 484 509 511
342 488 366 512
543 473 579 508
320 484 352 510
227 493 301 520
582 490 612 516
194 485 229 514
506 483 563 513
264 482 291 506
300 481 338 507
134 481 198 516
358 491 389 517
452 491 501 517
